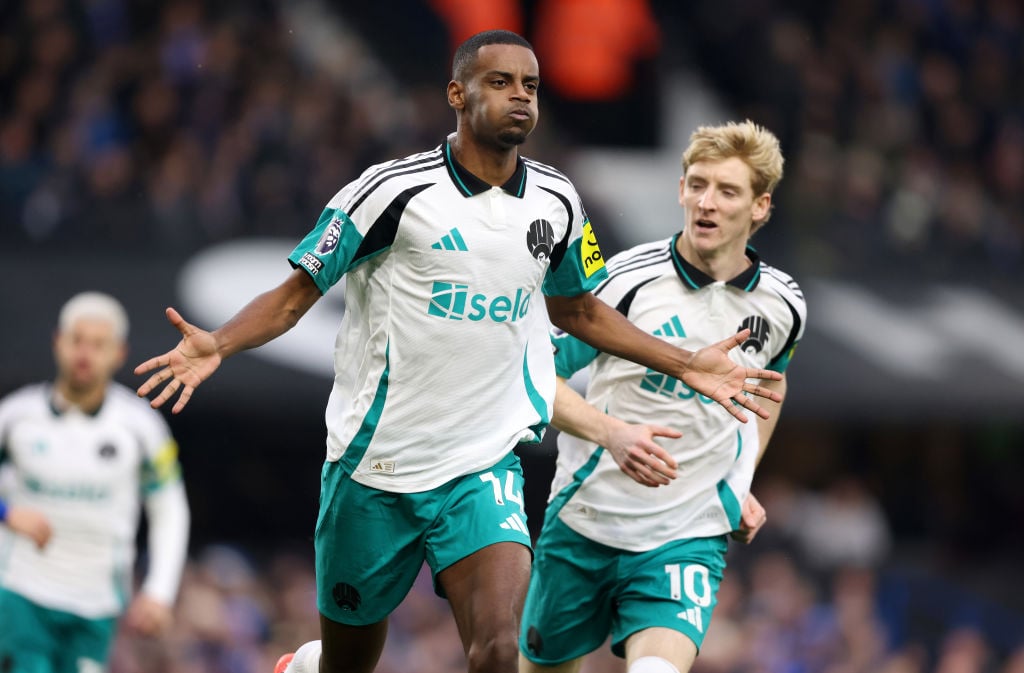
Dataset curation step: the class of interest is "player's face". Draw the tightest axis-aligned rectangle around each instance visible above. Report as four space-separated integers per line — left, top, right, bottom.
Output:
456 44 539 149
678 157 770 259
53 318 126 393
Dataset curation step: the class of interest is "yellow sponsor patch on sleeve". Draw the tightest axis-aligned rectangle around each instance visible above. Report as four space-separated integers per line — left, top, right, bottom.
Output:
581 222 605 278
151 439 181 483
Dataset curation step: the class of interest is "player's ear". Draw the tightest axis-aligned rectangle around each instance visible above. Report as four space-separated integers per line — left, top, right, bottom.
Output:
447 80 465 110
751 193 771 222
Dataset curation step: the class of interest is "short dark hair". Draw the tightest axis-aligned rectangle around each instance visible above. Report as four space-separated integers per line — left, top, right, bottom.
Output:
452 30 533 81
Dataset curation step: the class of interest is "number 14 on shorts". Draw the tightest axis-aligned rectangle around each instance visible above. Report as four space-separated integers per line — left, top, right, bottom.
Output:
479 470 524 508
479 470 528 534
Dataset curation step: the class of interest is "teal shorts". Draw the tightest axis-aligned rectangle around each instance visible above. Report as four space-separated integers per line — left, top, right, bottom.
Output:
315 451 532 625
0 587 117 673
519 515 728 664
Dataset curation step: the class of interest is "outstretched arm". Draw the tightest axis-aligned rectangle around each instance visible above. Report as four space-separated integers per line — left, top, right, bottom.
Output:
553 377 680 487
546 293 783 423
136 268 322 413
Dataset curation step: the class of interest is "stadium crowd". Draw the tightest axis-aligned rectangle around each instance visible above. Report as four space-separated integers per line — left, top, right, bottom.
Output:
107 474 1024 673
2 0 1022 671
666 0 1024 283
2 0 1022 281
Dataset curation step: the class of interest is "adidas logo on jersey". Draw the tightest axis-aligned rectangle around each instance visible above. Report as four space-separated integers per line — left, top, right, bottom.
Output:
499 513 529 535
653 315 687 339
427 282 532 323
431 227 468 251
369 461 395 474
677 606 705 633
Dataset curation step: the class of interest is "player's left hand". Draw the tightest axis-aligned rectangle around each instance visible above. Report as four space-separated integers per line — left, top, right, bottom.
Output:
680 329 783 423
730 493 767 544
605 422 681 487
124 593 174 636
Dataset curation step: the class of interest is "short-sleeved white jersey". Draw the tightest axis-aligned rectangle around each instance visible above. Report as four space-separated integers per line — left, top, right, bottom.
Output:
549 235 806 551
288 139 607 493
0 382 188 618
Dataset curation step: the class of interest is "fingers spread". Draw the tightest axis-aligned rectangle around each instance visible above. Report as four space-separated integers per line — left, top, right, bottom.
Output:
134 355 167 377
722 401 749 424
171 386 194 414
736 394 770 420
747 367 783 382
743 383 783 402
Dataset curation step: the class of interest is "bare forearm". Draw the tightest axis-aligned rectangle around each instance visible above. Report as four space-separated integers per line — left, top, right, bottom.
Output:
213 269 320 358
547 294 692 378
552 377 624 446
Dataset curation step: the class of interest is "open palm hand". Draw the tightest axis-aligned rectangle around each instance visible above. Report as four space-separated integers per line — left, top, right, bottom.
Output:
135 308 222 414
680 329 783 423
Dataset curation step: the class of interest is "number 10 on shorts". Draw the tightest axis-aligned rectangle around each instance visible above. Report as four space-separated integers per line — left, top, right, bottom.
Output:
665 563 712 633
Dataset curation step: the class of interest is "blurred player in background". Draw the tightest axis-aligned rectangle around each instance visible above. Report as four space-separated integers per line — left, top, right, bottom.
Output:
0 291 190 673
520 120 806 673
135 32 783 673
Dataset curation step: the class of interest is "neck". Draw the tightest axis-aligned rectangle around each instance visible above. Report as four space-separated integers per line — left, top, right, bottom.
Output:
449 132 518 186
675 237 751 281
54 379 106 414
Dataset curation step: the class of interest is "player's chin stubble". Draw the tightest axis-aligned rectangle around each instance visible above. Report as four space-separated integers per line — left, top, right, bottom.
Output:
498 128 529 147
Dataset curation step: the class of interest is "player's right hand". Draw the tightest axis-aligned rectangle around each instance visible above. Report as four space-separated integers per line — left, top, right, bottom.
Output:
135 307 221 414
730 493 767 544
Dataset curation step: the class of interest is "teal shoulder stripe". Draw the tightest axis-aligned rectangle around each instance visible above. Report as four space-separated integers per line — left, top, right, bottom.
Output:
521 344 550 444
542 236 608 297
289 207 366 294
339 344 391 472
552 329 599 379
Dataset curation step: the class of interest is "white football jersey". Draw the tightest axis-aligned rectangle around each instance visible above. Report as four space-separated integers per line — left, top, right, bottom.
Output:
288 139 607 492
0 382 188 617
549 235 806 551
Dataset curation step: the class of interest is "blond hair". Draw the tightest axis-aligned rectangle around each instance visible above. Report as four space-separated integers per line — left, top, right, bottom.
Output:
58 292 129 341
682 120 784 225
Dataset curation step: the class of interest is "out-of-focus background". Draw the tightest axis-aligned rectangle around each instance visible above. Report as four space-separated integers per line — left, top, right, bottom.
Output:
1 0 1022 671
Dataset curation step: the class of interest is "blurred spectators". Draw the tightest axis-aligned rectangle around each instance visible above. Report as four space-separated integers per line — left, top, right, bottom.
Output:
106 531 1024 673
668 0 1024 282
0 0 456 253
1 0 1021 281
